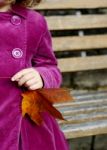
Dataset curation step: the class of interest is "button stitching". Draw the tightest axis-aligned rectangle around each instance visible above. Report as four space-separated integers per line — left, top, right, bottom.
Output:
11 15 21 25
12 48 23 58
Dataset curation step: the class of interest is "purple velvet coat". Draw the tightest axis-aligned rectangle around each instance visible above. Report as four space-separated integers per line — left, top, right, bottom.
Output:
0 3 69 150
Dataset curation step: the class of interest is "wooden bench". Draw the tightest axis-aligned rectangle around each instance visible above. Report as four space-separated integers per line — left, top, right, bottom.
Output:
32 0 107 146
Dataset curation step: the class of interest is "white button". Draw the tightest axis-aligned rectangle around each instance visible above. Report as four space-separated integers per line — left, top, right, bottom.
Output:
11 15 21 25
12 48 23 58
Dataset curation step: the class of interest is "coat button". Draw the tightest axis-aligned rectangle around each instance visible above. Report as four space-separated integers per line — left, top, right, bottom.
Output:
11 15 21 25
12 48 23 58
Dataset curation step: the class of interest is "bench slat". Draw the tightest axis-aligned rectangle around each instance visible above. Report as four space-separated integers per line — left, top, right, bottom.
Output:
34 0 107 10
46 15 107 30
55 99 107 108
59 112 107 124
59 105 107 117
62 120 107 139
58 56 107 72
56 101 107 116
53 35 107 51
72 91 107 100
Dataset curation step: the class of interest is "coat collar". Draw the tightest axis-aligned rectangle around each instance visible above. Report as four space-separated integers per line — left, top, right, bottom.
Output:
11 3 28 19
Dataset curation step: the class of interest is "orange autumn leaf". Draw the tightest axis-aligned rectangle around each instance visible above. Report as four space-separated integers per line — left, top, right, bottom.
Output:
21 88 73 125
36 88 73 104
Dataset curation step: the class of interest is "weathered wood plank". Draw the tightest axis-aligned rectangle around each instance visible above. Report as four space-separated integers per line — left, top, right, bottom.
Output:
55 99 107 108
46 15 107 30
55 91 107 106
58 112 107 124
58 56 107 72
59 105 107 117
72 91 107 100
55 101 107 116
33 0 107 10
53 35 107 51
61 120 107 139
56 90 107 138
53 90 107 139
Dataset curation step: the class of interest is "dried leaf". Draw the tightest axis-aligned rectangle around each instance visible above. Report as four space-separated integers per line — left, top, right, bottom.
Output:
36 88 73 103
21 88 73 125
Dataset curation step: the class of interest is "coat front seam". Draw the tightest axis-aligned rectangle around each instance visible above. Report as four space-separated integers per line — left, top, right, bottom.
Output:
23 18 27 68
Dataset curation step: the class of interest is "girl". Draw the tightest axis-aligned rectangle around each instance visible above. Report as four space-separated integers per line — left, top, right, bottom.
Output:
0 0 70 149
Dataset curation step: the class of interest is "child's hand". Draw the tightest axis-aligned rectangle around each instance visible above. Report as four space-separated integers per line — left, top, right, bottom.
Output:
11 68 44 90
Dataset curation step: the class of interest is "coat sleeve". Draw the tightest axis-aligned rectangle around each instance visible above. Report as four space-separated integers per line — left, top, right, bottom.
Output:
31 16 62 88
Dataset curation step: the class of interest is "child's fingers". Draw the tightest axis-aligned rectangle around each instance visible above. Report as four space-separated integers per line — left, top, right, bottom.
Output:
18 74 36 86
11 68 34 81
24 78 37 87
11 67 43 89
28 83 42 90
18 73 34 86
